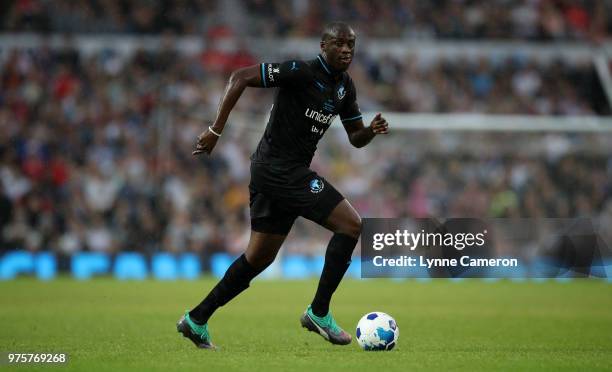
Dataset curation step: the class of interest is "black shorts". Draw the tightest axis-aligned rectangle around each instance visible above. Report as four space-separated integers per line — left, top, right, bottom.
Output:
249 162 344 235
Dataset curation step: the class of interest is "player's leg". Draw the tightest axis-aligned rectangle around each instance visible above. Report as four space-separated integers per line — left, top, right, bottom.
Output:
189 230 287 323
311 199 361 315
178 228 289 349
299 199 360 345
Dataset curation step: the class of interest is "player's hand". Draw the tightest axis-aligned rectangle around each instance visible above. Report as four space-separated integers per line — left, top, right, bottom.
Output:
192 127 220 155
370 113 389 135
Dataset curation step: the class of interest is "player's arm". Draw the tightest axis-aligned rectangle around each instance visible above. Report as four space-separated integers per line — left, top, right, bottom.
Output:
340 79 389 148
342 112 388 148
193 65 262 155
193 61 309 155
340 82 389 148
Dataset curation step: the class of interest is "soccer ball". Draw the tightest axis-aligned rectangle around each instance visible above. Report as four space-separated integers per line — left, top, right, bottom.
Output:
356 312 399 351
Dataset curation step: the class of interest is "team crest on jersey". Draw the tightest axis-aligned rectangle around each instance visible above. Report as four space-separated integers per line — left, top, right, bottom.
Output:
337 85 346 100
309 178 324 193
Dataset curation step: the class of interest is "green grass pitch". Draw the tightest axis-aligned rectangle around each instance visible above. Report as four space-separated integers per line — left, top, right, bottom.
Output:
1 278 611 371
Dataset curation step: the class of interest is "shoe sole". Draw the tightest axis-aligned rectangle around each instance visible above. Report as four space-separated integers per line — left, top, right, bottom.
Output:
300 312 351 345
176 318 216 350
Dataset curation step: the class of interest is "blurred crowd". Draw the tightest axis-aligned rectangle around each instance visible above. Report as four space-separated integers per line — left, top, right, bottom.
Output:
2 0 611 41
331 130 612 256
245 0 611 40
0 41 611 258
349 55 604 115
0 0 221 34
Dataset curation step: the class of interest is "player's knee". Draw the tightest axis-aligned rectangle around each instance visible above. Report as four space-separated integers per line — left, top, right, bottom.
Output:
352 216 363 239
245 251 276 271
339 216 362 239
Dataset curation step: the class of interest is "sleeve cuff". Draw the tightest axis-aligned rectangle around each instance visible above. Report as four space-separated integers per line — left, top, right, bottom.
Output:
341 114 362 123
260 63 267 87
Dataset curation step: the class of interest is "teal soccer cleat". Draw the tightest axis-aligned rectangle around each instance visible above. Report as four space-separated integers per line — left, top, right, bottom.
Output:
176 312 216 350
300 305 352 345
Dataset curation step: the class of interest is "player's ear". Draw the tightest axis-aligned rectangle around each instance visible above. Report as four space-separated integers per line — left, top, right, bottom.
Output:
320 40 325 51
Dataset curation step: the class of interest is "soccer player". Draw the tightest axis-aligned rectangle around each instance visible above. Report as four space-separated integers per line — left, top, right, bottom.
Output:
177 22 389 349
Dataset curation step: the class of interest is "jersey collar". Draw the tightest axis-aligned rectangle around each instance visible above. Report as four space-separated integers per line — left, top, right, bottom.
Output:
317 54 342 77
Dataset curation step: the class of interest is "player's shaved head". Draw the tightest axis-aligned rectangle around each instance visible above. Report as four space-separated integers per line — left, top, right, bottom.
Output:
320 22 356 72
321 22 355 41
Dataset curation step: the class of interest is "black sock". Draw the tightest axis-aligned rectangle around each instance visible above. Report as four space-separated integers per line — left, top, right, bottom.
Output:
189 254 265 325
311 233 358 317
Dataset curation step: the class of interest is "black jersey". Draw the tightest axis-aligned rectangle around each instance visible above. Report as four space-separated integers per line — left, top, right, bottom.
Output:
250 55 362 169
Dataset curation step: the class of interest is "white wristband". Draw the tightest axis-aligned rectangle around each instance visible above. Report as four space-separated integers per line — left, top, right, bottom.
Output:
208 126 222 137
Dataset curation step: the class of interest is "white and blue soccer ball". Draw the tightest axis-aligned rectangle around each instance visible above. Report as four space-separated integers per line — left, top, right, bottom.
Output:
356 312 399 351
